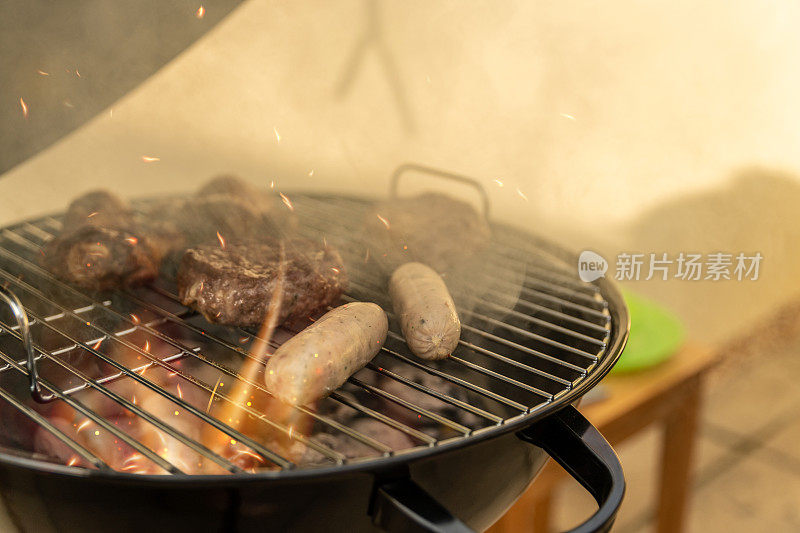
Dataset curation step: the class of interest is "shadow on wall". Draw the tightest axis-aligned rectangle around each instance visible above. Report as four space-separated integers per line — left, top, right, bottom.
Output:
617 167 800 345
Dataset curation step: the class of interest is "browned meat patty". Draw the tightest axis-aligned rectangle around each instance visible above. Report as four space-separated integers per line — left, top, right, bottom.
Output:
177 239 347 327
365 193 491 274
42 225 163 290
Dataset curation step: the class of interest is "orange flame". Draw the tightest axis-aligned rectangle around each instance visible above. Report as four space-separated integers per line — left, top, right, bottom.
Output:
91 338 103 351
216 231 226 249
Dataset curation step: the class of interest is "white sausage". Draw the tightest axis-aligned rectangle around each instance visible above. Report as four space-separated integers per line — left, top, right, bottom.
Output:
389 262 461 360
264 302 388 405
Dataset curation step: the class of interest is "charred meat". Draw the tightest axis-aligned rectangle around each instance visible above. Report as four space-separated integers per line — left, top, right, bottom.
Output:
42 225 163 291
177 238 347 328
42 190 164 290
365 193 491 274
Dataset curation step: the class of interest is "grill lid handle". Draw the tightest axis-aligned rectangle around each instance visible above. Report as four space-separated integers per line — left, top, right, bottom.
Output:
371 405 623 533
518 405 625 533
390 163 491 221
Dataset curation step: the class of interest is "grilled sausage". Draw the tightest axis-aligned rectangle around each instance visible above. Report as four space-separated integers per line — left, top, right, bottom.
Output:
264 302 388 405
389 262 461 360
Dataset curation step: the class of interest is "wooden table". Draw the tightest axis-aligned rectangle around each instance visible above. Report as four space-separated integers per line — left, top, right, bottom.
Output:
488 343 718 533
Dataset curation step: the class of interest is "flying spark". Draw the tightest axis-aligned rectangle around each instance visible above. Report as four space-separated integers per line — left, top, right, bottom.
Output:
19 98 28 118
75 69 82 78
76 419 91 433
141 156 160 163
516 188 529 201
91 338 103 350
177 383 183 399
216 231 226 249
195 5 205 18
125 236 138 245
559 113 577 121
279 193 294 211
376 214 390 229
273 127 281 142
143 340 150 353
130 313 140 325
308 170 314 177
37 70 49 76
493 179 504 187
269 180 275 189
67 456 79 467
206 377 222 412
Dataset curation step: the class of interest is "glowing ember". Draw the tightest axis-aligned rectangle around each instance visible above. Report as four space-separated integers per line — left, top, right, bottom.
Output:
143 340 150 353
91 338 103 351
279 193 294 211
516 188 529 201
273 126 281 142
140 156 160 163
125 236 138 245
76 419 91 433
66 456 79 467
177 383 183 399
130 313 140 325
19 97 28 119
195 5 205 18
376 214 390 229
216 231 226 249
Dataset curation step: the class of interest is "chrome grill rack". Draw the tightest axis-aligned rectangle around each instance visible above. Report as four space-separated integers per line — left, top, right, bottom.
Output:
0 191 617 475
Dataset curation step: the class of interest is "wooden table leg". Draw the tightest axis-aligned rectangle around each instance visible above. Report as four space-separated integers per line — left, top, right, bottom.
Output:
656 377 702 533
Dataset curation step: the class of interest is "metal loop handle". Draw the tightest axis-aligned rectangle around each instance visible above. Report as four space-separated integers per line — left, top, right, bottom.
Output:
389 163 491 221
0 285 53 402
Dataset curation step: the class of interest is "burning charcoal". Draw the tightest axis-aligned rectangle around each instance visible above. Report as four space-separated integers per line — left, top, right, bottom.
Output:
365 193 491 274
377 367 483 430
302 418 413 463
177 239 347 327
42 225 163 291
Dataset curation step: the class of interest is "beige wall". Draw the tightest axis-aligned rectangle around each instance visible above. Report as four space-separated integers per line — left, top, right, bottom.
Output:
2 0 799 343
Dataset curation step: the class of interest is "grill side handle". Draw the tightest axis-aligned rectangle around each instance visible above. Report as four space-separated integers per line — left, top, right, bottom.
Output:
0 285 52 402
371 405 624 533
518 405 625 533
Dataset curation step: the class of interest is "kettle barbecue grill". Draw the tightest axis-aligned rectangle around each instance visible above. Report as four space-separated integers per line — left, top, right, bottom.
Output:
0 165 629 532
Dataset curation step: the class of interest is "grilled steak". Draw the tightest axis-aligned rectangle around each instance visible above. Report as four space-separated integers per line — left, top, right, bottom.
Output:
42 225 163 291
177 239 347 327
43 190 166 290
365 193 491 274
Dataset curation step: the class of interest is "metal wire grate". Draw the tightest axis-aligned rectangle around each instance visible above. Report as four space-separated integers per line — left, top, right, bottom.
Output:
0 193 617 475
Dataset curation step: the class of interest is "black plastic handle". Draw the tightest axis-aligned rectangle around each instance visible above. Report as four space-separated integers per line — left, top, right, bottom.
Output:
372 405 624 533
518 406 625 533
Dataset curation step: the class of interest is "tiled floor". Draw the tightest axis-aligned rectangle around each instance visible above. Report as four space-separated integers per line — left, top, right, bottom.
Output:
549 340 800 533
